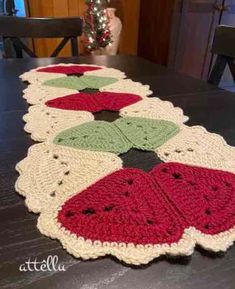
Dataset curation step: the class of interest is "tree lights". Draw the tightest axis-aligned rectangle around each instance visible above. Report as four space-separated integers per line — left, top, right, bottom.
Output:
84 0 112 51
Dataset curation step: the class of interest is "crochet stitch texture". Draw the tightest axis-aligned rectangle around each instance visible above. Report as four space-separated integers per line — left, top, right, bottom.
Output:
53 117 180 153
45 91 142 113
100 79 153 98
156 125 235 173
58 162 235 241
43 75 118 90
119 98 188 125
58 167 184 245
22 79 152 105
16 143 122 213
37 65 102 74
22 84 77 105
23 105 94 142
151 163 235 235
37 162 235 265
115 117 180 151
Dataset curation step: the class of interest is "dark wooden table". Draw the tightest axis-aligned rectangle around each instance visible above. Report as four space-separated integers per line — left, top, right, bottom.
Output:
0 55 235 289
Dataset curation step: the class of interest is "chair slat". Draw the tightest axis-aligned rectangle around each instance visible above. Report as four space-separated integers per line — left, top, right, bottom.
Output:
71 37 79 57
50 37 70 57
12 37 37 57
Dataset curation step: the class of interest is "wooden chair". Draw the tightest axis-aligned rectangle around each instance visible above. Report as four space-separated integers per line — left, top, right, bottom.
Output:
0 16 83 58
208 25 235 86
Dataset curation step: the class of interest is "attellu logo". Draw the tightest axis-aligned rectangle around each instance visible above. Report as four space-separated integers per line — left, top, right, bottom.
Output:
19 255 66 272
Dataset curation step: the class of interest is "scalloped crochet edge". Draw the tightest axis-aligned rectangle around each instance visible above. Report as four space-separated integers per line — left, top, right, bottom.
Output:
22 84 78 105
22 104 94 142
100 79 153 98
156 125 235 173
15 143 123 213
37 206 235 265
119 97 189 125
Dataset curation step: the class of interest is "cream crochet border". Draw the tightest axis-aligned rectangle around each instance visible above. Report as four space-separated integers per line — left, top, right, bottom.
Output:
156 125 235 173
22 84 78 105
15 142 123 213
23 104 94 142
100 79 153 98
37 198 235 265
119 97 189 126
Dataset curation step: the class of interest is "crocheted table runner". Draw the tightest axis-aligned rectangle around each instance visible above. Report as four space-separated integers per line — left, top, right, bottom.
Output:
16 63 235 265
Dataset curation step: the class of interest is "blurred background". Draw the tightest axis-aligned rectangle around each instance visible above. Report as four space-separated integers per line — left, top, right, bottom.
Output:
1 0 235 90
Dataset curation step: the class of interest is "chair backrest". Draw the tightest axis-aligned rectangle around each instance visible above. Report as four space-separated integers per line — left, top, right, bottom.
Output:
211 25 235 58
0 16 83 58
208 25 235 85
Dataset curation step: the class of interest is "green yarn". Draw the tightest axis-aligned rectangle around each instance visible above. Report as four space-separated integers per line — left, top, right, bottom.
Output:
44 76 87 90
115 117 180 150
54 121 131 154
81 75 118 89
54 117 180 154
43 75 118 90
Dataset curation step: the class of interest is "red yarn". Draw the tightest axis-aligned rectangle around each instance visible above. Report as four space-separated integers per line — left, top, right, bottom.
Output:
57 168 184 245
97 92 141 111
37 65 101 75
46 93 102 113
151 163 235 235
45 92 141 113
58 163 235 245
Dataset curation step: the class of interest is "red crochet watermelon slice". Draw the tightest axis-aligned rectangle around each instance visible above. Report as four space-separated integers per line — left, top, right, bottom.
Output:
37 65 101 75
57 168 184 245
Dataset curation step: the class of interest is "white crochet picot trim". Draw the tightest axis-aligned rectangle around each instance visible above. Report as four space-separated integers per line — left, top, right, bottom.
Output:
23 104 94 142
156 125 235 173
23 84 77 105
37 198 235 265
20 63 126 84
15 143 123 213
100 79 153 98
20 71 64 84
120 98 189 126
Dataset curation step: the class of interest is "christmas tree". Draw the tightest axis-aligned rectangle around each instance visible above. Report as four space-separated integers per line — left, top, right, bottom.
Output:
84 0 112 51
